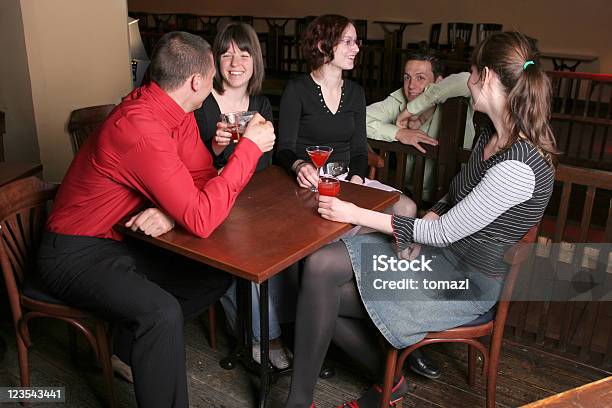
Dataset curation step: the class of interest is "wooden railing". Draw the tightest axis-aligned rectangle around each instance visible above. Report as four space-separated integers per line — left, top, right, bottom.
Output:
548 71 612 171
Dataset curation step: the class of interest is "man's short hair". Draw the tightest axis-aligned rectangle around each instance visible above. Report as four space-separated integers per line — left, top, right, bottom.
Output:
404 50 443 78
149 31 213 92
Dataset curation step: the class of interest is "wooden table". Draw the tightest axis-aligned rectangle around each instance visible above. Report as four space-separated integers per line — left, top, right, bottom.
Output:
522 376 612 407
540 52 598 72
0 162 43 188
118 165 399 407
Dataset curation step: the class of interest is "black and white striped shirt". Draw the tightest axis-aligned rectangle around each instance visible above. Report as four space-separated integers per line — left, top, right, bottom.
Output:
392 127 555 276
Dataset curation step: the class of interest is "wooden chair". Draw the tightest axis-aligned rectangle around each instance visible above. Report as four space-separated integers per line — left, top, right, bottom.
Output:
429 23 442 49
352 44 387 103
0 177 117 407
475 23 503 44
509 164 612 367
547 71 612 170
196 15 221 43
367 146 385 180
280 16 315 74
380 225 539 408
68 104 115 153
447 22 474 49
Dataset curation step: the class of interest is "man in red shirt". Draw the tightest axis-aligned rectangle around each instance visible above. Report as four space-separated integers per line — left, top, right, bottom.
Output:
37 32 275 408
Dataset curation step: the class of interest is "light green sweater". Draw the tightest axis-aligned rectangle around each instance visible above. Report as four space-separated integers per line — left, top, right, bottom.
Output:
366 72 475 201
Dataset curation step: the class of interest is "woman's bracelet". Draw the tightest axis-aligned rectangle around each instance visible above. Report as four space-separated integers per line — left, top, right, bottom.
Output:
291 159 306 173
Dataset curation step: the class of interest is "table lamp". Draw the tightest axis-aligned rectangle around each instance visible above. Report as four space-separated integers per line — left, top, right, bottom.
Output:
128 17 150 87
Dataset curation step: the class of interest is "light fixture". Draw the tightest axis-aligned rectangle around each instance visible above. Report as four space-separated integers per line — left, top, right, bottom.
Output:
128 17 149 87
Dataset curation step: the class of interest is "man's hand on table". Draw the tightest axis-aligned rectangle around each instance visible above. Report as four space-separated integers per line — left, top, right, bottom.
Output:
242 112 275 153
125 208 175 237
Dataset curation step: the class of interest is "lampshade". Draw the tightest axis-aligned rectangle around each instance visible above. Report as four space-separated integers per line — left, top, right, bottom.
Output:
128 17 148 61
128 17 149 87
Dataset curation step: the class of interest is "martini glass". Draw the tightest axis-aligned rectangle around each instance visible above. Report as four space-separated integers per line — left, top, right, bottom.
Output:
306 145 333 192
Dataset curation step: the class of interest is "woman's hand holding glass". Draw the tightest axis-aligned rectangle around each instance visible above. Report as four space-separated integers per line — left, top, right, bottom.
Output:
212 122 234 155
317 195 360 224
295 162 319 189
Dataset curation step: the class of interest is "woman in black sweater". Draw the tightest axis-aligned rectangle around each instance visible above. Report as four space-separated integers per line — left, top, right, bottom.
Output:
194 22 272 172
275 14 416 215
193 23 290 370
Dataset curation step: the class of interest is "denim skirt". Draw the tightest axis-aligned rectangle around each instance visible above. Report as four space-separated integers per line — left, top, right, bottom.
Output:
341 233 503 349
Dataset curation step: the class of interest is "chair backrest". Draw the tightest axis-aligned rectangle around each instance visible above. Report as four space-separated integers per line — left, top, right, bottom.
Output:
547 71 612 170
0 177 58 323
493 225 538 335
197 16 221 43
429 23 442 49
353 19 368 43
351 44 386 103
447 22 473 48
475 23 502 44
68 104 115 153
368 97 474 207
0 110 5 162
368 138 442 208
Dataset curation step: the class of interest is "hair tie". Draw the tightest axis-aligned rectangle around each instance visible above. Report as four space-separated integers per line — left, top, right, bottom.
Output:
523 60 535 70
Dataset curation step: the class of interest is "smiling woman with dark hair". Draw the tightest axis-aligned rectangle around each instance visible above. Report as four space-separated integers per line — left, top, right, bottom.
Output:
194 22 272 172
193 22 293 370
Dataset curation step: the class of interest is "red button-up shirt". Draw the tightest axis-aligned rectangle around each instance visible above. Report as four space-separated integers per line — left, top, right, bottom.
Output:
47 82 262 240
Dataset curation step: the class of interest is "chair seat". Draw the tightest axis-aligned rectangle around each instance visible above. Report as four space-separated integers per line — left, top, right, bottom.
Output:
22 273 66 305
461 306 496 327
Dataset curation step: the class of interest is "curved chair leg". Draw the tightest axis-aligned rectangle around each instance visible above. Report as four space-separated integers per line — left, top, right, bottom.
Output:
208 306 217 350
95 322 117 408
16 334 30 388
486 340 502 408
68 325 78 362
468 344 477 386
380 348 398 408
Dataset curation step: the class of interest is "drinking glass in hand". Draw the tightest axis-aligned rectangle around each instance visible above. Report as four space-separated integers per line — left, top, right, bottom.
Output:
220 111 256 143
305 145 333 192
318 177 340 197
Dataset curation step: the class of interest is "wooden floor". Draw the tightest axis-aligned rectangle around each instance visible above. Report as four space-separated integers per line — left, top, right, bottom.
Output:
0 316 610 408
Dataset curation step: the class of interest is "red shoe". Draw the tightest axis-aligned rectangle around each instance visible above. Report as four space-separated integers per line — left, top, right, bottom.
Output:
337 376 407 407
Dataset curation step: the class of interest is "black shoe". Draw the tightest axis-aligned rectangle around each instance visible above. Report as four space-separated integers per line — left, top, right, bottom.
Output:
407 349 441 379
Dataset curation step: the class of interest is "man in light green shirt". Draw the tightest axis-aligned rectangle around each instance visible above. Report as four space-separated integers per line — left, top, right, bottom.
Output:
367 52 475 202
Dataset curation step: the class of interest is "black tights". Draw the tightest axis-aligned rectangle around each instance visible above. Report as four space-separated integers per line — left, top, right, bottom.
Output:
286 241 383 408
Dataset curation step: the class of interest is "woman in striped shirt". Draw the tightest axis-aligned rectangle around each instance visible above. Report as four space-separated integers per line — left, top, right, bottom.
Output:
285 32 557 408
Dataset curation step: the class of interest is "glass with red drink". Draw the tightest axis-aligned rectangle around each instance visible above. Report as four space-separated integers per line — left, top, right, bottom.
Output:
318 176 340 197
220 111 256 143
305 145 333 192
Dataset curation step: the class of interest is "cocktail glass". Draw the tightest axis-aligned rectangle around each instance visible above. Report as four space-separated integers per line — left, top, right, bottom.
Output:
306 145 333 192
